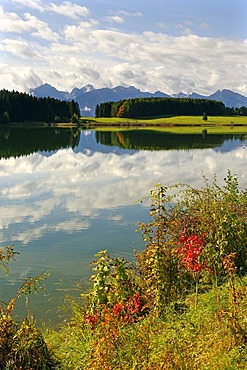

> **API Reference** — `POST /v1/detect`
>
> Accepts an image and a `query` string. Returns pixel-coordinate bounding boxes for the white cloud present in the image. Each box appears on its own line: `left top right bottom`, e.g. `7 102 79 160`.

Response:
0 7 58 41
11 0 90 20
0 39 37 58
0 6 30 33
117 10 143 17
46 1 90 19
0 64 43 91
63 21 96 43
11 0 45 12
106 16 124 24
24 13 59 41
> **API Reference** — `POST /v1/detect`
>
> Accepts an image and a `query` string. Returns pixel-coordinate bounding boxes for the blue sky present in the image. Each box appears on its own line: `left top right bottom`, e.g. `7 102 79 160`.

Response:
0 0 247 95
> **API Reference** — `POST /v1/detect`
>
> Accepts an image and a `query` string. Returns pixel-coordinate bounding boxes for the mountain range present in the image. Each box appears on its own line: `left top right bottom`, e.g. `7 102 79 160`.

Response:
29 83 247 117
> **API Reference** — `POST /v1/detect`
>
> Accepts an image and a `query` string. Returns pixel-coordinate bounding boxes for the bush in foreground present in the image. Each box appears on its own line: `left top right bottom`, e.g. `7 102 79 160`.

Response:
0 246 58 369
46 172 246 369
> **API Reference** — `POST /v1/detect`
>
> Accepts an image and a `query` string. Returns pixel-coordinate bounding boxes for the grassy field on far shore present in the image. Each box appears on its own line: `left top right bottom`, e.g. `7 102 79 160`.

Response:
82 115 247 126
79 115 247 133
4 115 247 134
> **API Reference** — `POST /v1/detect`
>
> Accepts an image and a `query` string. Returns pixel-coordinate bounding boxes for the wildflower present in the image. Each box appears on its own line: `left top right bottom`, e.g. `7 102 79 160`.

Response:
176 230 207 273
112 302 125 316
127 292 142 315
85 312 99 328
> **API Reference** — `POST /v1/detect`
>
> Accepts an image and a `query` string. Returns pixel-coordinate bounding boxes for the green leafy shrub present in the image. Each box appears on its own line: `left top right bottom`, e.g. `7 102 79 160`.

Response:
84 250 143 312
136 171 247 313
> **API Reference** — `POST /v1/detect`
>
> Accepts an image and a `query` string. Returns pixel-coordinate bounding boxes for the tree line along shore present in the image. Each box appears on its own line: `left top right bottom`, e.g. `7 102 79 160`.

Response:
1 89 247 127
95 96 247 118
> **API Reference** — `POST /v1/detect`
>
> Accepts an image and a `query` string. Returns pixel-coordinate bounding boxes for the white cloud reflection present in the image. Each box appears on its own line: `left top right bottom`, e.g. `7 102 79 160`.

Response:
0 136 247 246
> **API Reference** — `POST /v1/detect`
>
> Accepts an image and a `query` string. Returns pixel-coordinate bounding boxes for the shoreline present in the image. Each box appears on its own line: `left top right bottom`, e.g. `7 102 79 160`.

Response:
2 115 247 129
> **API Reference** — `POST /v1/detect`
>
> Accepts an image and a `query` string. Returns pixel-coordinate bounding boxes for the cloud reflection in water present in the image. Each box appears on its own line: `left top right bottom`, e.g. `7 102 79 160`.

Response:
0 130 247 324
0 134 247 245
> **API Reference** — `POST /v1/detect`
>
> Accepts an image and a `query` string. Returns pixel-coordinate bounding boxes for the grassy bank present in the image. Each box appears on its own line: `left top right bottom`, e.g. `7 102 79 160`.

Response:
45 277 247 369
3 115 247 130
83 115 247 127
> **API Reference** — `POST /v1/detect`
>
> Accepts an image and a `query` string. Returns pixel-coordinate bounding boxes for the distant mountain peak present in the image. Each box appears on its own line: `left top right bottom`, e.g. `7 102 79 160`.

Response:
29 83 247 116
42 83 52 87
112 85 141 92
29 83 67 99
82 84 95 93
208 89 247 108
172 92 188 98
71 84 95 98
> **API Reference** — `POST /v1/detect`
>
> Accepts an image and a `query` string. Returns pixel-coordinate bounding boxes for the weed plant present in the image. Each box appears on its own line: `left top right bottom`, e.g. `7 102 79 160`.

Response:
0 246 58 369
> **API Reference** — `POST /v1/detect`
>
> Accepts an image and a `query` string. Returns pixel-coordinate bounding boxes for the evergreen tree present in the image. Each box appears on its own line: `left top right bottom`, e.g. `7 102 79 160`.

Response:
95 104 100 118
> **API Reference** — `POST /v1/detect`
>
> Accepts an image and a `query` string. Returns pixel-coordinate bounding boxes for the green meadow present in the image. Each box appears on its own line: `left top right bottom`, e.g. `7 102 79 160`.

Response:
81 115 247 133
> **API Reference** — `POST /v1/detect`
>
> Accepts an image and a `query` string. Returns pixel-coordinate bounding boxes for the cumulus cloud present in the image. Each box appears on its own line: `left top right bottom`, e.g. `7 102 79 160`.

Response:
105 15 124 24
46 1 89 19
24 13 59 41
63 21 96 43
0 6 30 33
0 7 58 41
0 39 37 58
0 64 43 91
11 0 90 19
11 0 44 11
2 26 247 94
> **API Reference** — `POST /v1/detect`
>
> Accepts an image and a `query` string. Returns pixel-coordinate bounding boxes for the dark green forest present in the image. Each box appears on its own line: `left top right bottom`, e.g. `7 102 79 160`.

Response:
96 97 229 118
0 89 80 123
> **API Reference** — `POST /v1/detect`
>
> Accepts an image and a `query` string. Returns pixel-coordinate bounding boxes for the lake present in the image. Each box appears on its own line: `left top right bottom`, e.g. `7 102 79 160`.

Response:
0 126 247 326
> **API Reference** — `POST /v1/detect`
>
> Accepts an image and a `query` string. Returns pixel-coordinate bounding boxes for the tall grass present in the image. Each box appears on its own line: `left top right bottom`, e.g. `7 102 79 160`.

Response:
45 276 246 369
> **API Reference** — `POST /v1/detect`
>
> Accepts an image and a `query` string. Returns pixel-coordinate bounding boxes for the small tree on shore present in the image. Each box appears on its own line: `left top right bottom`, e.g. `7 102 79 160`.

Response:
202 112 208 121
95 104 100 118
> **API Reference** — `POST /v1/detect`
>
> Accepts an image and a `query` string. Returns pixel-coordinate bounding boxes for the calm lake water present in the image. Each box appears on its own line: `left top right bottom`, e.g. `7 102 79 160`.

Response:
0 127 247 326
